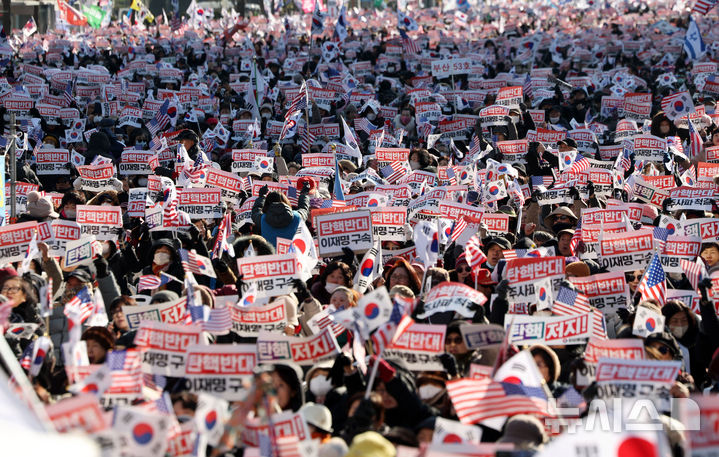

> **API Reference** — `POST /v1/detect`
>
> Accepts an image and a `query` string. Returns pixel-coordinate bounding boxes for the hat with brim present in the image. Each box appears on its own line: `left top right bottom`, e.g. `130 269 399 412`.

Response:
543 206 578 228
485 236 511 251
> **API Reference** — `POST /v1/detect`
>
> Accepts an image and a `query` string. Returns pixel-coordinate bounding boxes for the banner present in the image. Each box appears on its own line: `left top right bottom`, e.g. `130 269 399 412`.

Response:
122 296 192 329
38 219 80 257
0 221 37 263
502 256 565 303
77 163 116 192
574 338 645 387
370 207 407 241
230 301 287 336
63 236 99 269
231 149 267 173
418 282 488 319
134 322 205 376
597 229 654 272
35 149 70 175
177 188 223 219
594 358 680 411
505 313 593 345
183 344 256 401
256 328 340 366
659 235 701 273
459 324 505 349
569 271 630 315
383 323 446 371
76 205 123 241
315 210 373 257
236 254 298 297
119 150 155 175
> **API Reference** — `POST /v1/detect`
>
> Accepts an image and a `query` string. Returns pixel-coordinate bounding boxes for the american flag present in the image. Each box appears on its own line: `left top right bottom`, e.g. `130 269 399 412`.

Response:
63 79 74 106
202 307 232 334
179 249 217 278
552 287 592 315
692 0 717 14
63 287 94 323
286 82 308 120
523 73 533 101
147 99 171 136
399 28 420 55
469 134 481 158
212 212 235 259
313 310 345 337
276 436 303 457
569 218 582 256
637 253 666 305
354 118 377 135
566 155 590 174
503 248 551 260
653 226 670 252
531 176 554 189
370 301 414 355
446 378 550 424
380 161 410 183
465 234 487 269
320 199 347 208
688 120 704 160
300 124 316 153
286 186 299 207
449 217 469 244
137 272 177 292
185 151 208 183
680 257 707 290
618 145 632 171
170 12 182 31
160 177 179 227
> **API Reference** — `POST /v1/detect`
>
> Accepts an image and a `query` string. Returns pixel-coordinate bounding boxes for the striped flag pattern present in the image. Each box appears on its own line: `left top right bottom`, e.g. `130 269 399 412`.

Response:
551 287 591 315
637 253 667 305
314 311 346 337
63 287 94 323
692 0 718 14
179 249 217 278
63 79 74 106
569 218 582 256
447 378 551 424
399 28 420 54
300 124 316 153
354 118 377 135
566 155 590 174
465 235 487 269
147 99 171 136
688 120 704 160
449 217 469 244
202 307 232 334
286 83 308 120
381 161 411 184
680 257 706 290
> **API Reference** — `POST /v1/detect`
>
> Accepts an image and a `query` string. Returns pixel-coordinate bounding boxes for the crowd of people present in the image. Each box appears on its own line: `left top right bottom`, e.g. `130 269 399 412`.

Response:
2 0 719 456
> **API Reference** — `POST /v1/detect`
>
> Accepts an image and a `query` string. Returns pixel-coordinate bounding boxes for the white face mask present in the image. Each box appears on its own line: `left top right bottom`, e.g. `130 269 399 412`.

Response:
64 209 76 218
102 243 111 256
367 112 377 121
154 252 171 266
410 160 420 170
309 375 333 397
550 116 561 124
418 384 443 400
325 282 341 294
510 116 520 124
671 325 688 339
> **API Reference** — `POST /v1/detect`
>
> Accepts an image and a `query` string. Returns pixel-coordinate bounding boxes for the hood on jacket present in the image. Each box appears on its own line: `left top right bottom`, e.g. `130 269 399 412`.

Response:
264 202 295 228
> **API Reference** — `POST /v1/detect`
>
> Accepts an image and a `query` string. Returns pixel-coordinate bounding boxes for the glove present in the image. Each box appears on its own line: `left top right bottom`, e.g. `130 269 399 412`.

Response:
341 247 358 271
471 303 486 323
93 256 109 278
699 277 712 302
292 278 311 303
586 180 595 196
259 185 270 197
235 274 247 294
495 279 510 300
369 356 396 383
439 353 459 377
187 223 200 244
212 258 229 274
661 197 673 212
301 181 312 194
568 187 580 200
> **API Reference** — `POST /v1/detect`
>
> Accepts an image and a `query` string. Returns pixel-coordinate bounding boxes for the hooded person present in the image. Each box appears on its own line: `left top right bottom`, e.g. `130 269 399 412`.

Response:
661 299 719 387
543 206 578 234
497 414 548 451
530 344 567 397
251 183 312 248
139 238 184 295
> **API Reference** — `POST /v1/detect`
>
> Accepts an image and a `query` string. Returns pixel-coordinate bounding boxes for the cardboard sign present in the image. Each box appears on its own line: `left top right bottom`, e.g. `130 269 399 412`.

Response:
479 105 510 126
575 338 646 387
315 210 373 257
119 150 155 175
205 167 245 202
503 256 565 304
134 321 205 377
256 328 340 366
570 271 631 315
633 135 667 162
76 205 122 241
370 207 408 241
177 188 223 219
41 219 81 257
77 163 116 192
419 282 488 319
505 313 593 345
35 149 70 175
127 187 148 217
183 344 256 401
230 301 287 336
659 235 701 273
45 394 108 434
459 324 505 349
122 296 193 329
431 58 473 78
383 323 446 371
597 229 654 272
236 254 298 297
231 149 268 173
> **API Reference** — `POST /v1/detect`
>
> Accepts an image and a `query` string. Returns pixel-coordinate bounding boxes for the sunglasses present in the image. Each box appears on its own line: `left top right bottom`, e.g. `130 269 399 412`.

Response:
655 345 671 355
446 337 463 345
625 274 642 281
458 266 472 273
555 215 572 222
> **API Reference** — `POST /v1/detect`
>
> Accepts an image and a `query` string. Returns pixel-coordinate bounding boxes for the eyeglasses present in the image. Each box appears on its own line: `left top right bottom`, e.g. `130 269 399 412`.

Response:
1 286 21 293
555 215 572 222
446 336 463 345
625 274 642 281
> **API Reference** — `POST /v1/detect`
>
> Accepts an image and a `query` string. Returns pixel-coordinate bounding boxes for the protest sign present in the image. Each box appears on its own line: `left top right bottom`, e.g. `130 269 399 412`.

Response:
134 321 205 377
230 301 287 336
383 323 446 371
77 163 116 192
35 148 70 175
370 207 408 241
597 229 654 272
570 271 630 315
418 282 488 319
122 296 193 329
256 328 340 366
177 188 223 219
505 313 593 345
574 338 646 388
63 236 100 269
595 358 680 411
76 205 122 241
459 324 505 349
502 256 565 303
236 254 298 297
118 150 155 175
183 344 256 401
315 209 373 257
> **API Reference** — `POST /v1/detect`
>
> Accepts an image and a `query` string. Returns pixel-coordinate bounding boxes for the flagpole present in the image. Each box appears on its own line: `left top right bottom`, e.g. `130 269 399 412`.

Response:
364 356 381 399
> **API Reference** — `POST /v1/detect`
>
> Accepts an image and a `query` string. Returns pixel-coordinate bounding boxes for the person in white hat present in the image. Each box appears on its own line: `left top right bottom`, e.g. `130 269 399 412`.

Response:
300 402 333 444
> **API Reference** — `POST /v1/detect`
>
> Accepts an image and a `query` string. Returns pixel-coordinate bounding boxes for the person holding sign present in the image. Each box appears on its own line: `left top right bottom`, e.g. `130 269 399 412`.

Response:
251 183 311 248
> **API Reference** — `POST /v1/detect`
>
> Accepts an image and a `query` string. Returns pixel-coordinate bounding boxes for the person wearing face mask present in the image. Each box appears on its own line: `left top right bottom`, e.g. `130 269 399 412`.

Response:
306 361 335 405
662 299 719 388
393 107 417 144
58 190 86 221
310 261 353 305
139 239 184 296
650 112 677 139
